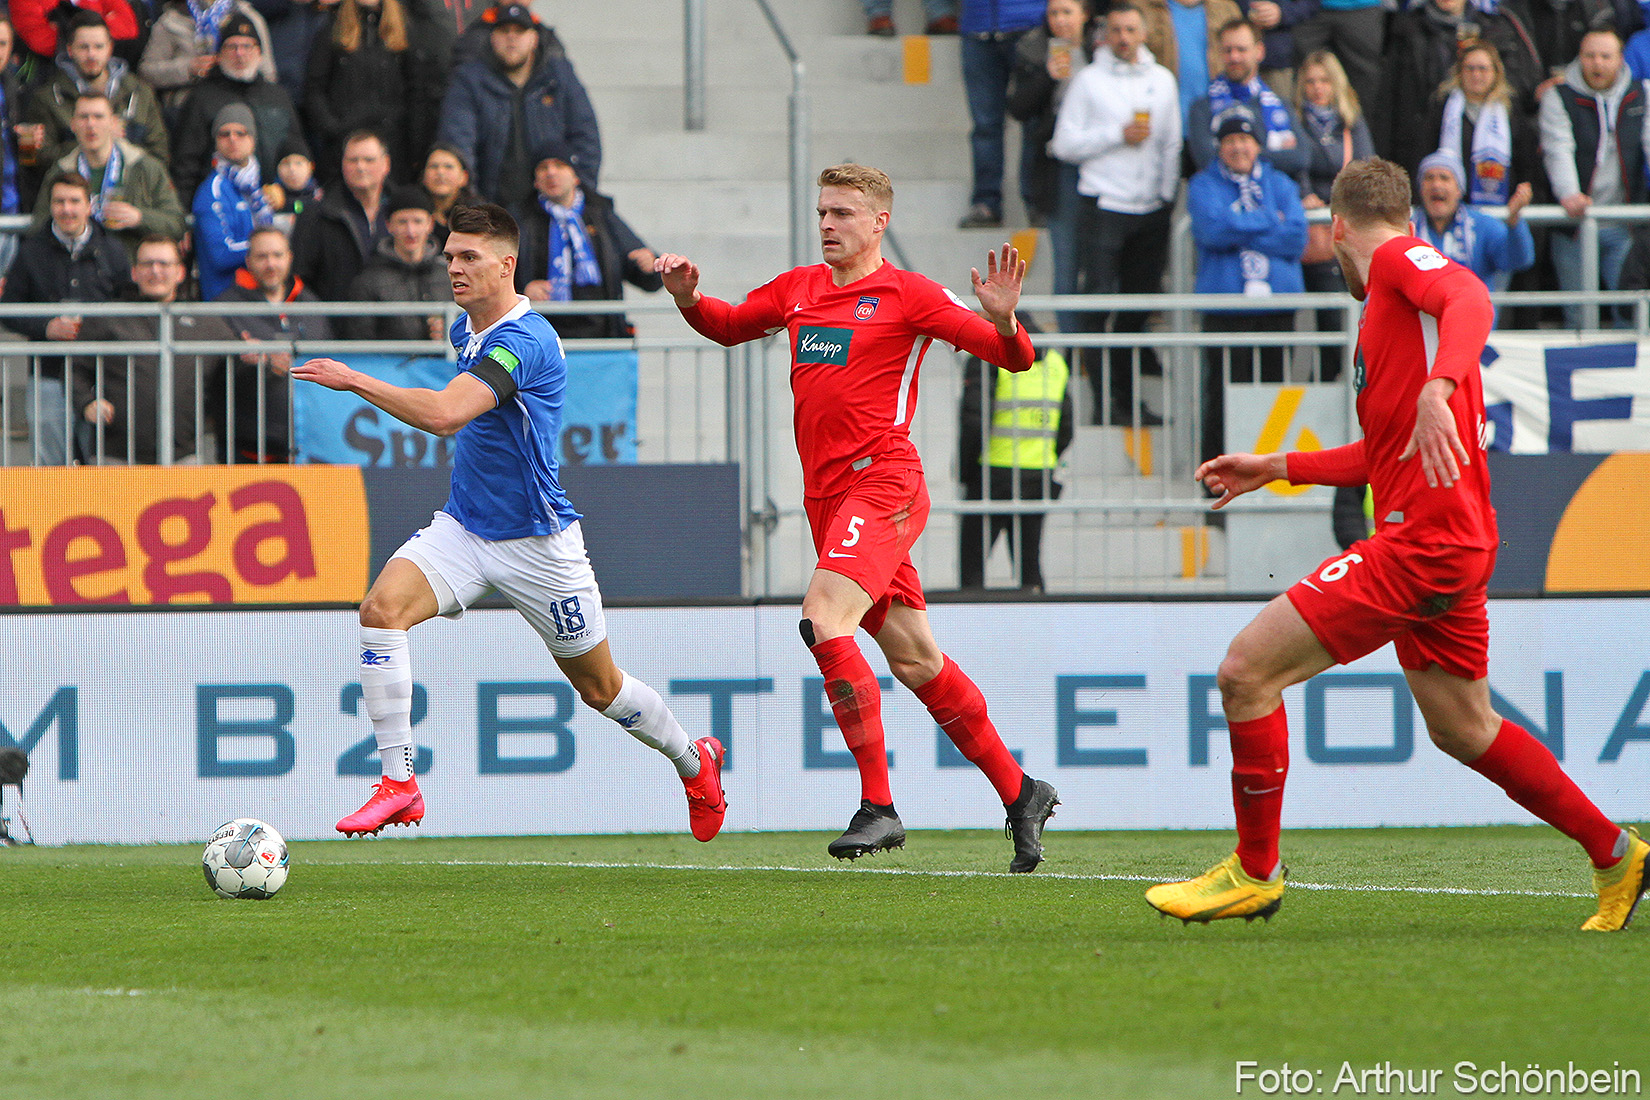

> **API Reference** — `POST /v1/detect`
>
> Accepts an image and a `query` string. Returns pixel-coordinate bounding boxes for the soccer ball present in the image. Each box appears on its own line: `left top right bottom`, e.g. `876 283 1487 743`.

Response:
202 818 289 899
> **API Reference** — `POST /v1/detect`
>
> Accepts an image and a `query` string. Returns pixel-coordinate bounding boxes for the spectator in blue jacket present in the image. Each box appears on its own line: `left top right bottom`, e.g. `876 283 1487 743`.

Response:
1188 112 1305 461
192 102 278 301
956 0 1047 228
436 1 600 211
1412 150 1534 307
1629 0 1650 80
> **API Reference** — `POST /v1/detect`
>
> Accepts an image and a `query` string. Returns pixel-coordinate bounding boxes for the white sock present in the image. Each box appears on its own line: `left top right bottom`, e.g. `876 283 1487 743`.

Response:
360 626 414 783
601 671 698 777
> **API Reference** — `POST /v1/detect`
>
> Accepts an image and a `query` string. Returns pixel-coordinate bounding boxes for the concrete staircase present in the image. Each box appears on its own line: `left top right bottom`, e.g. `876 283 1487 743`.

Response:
554 0 1045 312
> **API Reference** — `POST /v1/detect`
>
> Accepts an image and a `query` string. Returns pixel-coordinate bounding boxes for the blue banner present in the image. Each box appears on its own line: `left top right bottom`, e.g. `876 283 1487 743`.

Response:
292 350 638 466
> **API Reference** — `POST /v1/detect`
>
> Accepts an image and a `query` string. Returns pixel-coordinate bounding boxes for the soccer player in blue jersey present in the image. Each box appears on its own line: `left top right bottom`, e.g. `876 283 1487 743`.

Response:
292 203 728 840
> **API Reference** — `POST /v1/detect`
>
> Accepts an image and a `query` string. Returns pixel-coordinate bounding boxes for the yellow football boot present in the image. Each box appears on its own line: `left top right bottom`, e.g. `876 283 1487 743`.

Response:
1146 853 1285 924
1582 827 1650 931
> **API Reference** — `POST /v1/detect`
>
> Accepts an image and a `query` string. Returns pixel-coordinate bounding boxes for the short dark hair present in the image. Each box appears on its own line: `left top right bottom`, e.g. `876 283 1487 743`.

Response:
1106 2 1144 20
342 129 388 156
1580 26 1624 49
67 10 110 39
50 171 93 199
1216 16 1259 41
135 234 183 261
447 202 519 255
73 90 114 111
1330 158 1413 230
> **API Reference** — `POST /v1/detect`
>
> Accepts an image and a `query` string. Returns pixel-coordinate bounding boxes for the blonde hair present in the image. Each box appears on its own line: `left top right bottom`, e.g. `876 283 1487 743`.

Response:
1330 158 1413 230
817 164 894 212
1436 40 1511 109
333 0 408 53
1294 49 1363 127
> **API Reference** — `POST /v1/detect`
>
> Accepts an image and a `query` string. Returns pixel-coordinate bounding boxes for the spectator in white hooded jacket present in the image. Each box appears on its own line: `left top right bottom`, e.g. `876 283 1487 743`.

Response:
1049 0 1180 425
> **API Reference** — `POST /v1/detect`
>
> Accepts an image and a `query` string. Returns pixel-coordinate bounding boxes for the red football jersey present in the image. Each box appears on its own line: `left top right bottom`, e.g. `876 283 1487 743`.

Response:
681 261 1034 497
1292 235 1498 551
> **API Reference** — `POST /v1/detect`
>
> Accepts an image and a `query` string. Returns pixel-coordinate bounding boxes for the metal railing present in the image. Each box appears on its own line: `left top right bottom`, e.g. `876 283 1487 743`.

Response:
683 1 811 267
1170 204 1650 331
5 290 1646 597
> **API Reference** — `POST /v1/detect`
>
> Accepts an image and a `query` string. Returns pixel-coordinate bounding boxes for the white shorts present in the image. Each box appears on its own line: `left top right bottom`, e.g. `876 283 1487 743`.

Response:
391 511 608 658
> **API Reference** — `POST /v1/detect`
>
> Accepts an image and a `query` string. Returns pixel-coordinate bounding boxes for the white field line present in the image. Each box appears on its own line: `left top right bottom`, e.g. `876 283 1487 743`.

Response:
376 859 1593 899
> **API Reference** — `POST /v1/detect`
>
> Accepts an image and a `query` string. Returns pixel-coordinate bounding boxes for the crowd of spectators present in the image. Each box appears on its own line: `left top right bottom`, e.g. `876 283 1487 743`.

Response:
3 0 1649 467
984 0 1649 443
0 0 660 464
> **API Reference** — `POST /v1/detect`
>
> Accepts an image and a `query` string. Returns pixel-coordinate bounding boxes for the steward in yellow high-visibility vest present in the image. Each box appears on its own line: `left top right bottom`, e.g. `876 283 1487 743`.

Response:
958 316 1074 592
985 348 1069 471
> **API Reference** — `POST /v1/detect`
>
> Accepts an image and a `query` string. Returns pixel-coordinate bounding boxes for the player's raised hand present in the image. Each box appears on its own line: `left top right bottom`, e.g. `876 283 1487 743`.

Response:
1399 378 1469 488
654 253 702 307
1195 452 1287 509
971 243 1026 326
291 358 357 392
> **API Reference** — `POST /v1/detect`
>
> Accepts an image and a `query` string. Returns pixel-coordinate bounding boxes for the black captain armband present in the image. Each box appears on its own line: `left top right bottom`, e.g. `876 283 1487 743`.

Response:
467 345 521 404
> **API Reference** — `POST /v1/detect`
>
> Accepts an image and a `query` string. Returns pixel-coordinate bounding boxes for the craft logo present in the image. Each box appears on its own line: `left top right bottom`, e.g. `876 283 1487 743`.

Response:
796 326 853 367
855 296 880 320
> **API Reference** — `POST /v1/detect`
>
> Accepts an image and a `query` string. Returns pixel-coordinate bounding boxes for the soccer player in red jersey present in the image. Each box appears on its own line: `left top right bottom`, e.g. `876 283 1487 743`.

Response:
1146 158 1648 930
655 163 1061 871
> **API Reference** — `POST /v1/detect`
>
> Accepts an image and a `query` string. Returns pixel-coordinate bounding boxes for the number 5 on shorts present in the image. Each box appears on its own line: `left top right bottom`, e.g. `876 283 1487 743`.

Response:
1318 552 1364 583
841 516 865 549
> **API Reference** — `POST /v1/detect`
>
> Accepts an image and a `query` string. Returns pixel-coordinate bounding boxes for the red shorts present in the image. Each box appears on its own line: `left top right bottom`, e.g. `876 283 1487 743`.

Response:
1286 535 1497 680
804 463 930 636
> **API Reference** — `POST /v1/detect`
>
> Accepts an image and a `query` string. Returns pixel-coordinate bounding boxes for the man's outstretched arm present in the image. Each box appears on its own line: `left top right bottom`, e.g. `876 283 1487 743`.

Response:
292 358 498 437
1195 451 1288 510
1286 440 1369 487
656 252 781 347
1195 440 1369 510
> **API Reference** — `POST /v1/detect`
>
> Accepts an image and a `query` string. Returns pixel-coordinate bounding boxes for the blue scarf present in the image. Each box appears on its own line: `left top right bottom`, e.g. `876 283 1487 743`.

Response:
1416 204 1477 268
1219 160 1272 295
1438 91 1513 205
540 191 600 301
79 143 124 219
190 0 237 50
1208 76 1295 153
1303 100 1338 131
216 154 274 228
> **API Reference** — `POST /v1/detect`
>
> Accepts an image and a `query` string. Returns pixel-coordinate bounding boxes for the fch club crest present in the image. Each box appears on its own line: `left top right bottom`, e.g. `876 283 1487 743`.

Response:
855 296 880 320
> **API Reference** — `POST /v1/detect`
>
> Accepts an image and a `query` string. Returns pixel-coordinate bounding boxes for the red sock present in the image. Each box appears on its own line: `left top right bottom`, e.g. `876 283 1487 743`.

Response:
1468 720 1622 868
914 655 1024 804
810 635 891 805
1230 704 1289 881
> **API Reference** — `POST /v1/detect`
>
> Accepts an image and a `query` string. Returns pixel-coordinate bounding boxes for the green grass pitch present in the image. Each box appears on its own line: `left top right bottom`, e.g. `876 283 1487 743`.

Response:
0 826 1642 1100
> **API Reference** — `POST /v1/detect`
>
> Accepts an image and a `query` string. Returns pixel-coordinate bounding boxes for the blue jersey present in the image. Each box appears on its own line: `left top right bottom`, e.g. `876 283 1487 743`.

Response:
442 297 582 539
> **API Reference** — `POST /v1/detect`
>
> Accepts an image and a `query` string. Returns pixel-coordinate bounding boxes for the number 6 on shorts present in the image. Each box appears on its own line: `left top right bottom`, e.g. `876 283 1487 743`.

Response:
1318 552 1364 583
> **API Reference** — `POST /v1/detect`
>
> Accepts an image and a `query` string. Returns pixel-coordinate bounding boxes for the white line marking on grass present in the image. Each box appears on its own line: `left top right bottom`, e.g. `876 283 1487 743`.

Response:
390 859 1592 899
